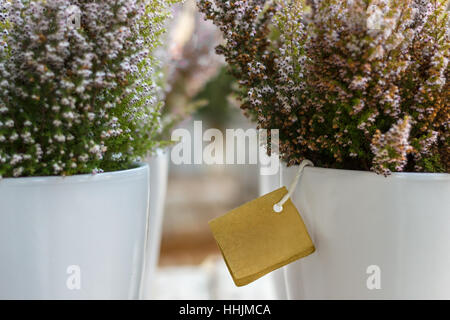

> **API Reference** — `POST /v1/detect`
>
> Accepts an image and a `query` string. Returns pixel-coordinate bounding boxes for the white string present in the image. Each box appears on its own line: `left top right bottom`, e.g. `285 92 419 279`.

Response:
273 159 314 213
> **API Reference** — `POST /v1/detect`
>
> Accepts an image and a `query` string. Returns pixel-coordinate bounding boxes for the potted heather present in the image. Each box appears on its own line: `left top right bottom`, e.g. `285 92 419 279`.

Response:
0 0 174 299
199 0 450 299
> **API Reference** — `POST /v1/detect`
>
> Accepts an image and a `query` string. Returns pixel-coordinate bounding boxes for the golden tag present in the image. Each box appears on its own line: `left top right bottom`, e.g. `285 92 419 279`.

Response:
209 187 315 286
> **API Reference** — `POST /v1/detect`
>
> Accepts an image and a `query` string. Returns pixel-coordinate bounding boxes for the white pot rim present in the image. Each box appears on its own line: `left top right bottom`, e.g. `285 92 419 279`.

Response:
0 162 148 186
150 147 170 157
288 165 449 181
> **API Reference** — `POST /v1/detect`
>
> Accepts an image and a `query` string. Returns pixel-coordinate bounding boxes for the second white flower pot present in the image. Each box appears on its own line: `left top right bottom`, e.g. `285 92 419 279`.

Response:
0 164 150 299
281 165 450 299
141 149 170 299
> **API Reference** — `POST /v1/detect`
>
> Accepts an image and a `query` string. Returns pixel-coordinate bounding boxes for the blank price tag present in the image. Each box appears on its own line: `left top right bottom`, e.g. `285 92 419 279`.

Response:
209 187 315 286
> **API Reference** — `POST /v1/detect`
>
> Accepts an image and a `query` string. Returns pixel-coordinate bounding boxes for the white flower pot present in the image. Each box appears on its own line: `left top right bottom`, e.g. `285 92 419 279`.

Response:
0 164 150 299
141 149 169 299
281 165 450 299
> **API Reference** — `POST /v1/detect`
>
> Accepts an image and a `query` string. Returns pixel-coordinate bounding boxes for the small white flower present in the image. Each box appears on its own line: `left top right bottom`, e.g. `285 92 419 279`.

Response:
5 119 14 127
54 134 66 143
9 132 19 141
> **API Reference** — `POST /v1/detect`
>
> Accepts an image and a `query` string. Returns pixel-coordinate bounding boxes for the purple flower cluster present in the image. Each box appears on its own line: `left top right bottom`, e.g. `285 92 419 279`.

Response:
199 0 449 174
159 0 224 136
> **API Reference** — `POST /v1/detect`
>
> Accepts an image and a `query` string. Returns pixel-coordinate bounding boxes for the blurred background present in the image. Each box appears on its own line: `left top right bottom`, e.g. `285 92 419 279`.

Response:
150 0 279 299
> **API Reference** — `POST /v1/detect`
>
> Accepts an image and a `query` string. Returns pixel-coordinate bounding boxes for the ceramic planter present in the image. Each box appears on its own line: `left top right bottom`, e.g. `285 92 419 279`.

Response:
281 165 450 299
0 164 150 299
141 149 170 299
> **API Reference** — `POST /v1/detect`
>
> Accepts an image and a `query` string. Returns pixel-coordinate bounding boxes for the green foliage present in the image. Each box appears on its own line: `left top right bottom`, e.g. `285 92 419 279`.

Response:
194 67 236 129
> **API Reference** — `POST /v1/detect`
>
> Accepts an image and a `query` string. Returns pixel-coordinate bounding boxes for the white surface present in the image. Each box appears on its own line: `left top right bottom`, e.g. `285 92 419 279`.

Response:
153 257 277 300
154 266 212 300
281 165 450 299
0 164 150 299
142 149 170 299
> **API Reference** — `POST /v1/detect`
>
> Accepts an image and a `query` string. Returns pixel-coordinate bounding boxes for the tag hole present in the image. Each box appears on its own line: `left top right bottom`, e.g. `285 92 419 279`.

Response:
273 204 283 213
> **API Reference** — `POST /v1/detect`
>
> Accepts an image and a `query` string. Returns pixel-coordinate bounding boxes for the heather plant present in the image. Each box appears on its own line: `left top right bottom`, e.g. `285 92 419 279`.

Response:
0 0 175 178
198 0 449 174
159 0 224 140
